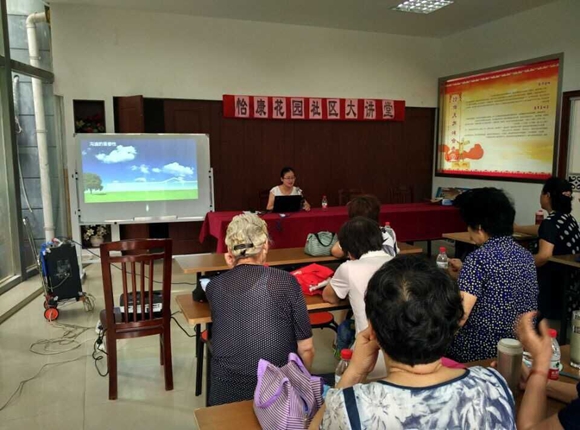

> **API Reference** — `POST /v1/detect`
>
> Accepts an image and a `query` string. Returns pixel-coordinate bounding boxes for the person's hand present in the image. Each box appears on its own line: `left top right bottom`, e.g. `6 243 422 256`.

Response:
303 202 311 212
448 258 462 279
517 311 552 369
348 327 380 379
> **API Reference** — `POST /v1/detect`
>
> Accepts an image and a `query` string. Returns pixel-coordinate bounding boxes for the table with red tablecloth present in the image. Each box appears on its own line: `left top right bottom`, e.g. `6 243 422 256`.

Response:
199 203 465 253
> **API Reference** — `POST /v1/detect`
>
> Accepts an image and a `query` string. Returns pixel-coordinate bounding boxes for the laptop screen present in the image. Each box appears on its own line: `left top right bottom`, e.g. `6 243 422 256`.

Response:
272 195 302 213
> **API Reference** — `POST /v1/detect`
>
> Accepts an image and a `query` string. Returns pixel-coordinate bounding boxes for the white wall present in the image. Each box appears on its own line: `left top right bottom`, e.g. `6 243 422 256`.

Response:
50 3 442 247
51 4 442 139
51 1 580 225
434 0 580 224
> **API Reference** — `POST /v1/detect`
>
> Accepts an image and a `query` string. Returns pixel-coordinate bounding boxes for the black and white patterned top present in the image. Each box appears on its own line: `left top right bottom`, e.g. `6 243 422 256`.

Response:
206 264 312 406
320 366 515 429
446 236 538 362
538 211 580 319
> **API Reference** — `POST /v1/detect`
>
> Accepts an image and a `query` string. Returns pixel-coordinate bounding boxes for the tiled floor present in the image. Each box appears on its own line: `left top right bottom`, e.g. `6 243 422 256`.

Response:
0 260 339 430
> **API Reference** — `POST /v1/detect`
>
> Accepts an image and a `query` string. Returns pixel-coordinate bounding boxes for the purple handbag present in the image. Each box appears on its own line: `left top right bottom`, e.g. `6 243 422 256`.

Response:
254 353 323 429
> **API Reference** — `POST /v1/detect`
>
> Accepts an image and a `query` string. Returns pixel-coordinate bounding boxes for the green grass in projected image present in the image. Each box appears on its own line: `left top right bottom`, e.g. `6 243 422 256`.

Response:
84 189 198 203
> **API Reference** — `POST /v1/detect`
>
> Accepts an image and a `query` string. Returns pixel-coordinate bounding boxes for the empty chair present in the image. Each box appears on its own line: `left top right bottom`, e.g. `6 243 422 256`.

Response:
258 189 270 210
388 185 414 203
338 188 364 206
99 238 174 400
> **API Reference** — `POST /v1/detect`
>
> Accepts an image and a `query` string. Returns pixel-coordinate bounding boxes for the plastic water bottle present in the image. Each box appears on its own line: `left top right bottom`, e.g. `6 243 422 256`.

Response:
335 349 352 386
384 222 395 240
383 222 399 256
321 195 328 210
436 247 449 270
548 329 561 380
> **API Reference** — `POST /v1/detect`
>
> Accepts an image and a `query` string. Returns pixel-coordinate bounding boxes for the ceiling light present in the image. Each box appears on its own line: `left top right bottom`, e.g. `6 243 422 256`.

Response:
392 0 454 14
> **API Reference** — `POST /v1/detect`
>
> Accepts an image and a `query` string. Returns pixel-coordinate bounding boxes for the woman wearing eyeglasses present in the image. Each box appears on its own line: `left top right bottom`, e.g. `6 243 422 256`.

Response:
266 166 311 211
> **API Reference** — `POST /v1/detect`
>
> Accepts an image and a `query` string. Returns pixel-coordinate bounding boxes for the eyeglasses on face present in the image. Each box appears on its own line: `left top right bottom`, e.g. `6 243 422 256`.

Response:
283 176 296 180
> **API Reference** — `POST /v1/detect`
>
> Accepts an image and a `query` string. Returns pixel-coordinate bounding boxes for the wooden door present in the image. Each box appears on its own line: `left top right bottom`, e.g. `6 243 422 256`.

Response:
115 95 144 133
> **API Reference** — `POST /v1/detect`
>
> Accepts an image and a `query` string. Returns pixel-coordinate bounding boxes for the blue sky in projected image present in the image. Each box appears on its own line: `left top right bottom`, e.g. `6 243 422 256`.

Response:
81 138 198 188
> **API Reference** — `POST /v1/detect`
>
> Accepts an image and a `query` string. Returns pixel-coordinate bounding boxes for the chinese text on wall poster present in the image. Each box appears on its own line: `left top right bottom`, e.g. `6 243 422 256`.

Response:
438 58 560 181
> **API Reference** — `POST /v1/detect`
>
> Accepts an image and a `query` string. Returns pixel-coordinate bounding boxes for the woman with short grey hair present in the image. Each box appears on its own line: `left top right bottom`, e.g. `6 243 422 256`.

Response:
206 213 315 405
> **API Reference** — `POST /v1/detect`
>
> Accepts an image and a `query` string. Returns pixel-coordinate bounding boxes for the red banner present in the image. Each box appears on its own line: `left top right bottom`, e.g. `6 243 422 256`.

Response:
223 95 405 121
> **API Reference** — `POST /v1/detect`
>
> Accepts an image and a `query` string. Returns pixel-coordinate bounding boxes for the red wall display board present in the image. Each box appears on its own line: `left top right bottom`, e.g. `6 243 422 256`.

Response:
223 94 405 122
436 56 561 182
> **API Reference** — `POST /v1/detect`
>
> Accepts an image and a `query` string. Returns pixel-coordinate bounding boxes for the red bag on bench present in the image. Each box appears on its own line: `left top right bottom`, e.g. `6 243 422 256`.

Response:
290 264 334 296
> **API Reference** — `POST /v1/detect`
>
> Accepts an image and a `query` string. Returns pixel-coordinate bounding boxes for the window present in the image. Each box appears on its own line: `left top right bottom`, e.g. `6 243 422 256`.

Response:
0 76 16 284
0 0 59 293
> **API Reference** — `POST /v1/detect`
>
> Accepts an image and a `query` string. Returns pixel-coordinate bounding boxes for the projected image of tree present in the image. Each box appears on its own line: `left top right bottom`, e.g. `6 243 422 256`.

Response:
81 139 199 203
84 173 103 194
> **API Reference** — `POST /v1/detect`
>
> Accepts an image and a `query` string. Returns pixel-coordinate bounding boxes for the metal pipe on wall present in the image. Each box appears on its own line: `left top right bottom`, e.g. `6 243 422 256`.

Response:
26 11 54 241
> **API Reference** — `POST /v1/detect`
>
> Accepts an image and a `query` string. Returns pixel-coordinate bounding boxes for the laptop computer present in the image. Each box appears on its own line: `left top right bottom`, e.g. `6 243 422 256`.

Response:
272 195 303 213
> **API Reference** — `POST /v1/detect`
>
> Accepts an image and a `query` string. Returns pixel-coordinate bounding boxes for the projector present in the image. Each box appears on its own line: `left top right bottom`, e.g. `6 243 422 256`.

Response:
119 291 163 315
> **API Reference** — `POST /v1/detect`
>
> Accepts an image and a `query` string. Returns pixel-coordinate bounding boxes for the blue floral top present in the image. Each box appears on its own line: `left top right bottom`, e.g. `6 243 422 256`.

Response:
447 236 538 362
320 367 515 429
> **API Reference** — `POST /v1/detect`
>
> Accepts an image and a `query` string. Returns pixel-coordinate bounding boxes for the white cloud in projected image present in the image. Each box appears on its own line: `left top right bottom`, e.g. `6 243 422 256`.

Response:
135 177 147 182
131 164 150 174
95 145 136 163
152 168 161 173
162 162 194 177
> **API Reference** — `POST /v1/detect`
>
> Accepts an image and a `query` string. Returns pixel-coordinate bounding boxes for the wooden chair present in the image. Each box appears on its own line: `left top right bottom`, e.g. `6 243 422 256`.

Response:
258 189 270 210
99 239 174 400
388 185 414 203
338 188 365 206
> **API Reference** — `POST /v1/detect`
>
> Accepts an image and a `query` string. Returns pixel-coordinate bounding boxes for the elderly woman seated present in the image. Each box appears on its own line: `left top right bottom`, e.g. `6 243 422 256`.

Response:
310 255 516 429
205 214 314 406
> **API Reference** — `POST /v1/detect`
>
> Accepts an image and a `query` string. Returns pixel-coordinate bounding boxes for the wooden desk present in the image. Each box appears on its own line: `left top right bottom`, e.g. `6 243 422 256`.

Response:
193 346 579 430
175 292 350 398
195 400 258 430
175 243 422 275
443 230 537 260
442 231 537 245
549 254 580 269
175 294 351 326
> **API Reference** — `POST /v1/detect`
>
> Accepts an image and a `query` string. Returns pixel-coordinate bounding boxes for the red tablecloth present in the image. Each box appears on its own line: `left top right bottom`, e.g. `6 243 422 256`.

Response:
199 203 465 253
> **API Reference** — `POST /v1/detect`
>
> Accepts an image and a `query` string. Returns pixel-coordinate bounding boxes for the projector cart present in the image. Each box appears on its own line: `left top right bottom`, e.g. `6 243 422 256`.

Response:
24 218 94 321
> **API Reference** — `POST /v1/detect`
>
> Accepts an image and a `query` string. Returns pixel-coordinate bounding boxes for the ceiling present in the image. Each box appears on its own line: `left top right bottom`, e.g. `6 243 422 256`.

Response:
48 0 559 38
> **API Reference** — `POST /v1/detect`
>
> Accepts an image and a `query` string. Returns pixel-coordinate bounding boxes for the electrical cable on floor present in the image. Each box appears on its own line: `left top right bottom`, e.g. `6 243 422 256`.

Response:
171 312 197 339
29 322 93 356
0 355 88 412
92 329 109 378
81 292 96 312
